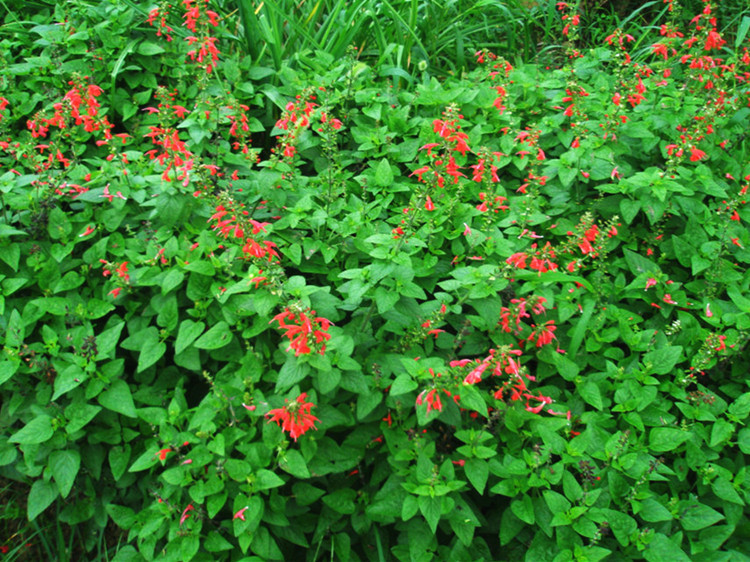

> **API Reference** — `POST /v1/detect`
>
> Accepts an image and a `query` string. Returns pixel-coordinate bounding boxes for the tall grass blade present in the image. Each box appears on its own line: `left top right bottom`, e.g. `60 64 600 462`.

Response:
736 16 750 49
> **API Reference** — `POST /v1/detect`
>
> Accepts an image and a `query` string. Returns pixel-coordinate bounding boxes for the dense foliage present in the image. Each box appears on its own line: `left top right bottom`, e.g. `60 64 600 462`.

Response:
1 0 750 560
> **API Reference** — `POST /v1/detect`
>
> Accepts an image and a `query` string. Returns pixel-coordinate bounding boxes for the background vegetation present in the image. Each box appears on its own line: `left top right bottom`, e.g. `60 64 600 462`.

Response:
1 0 750 560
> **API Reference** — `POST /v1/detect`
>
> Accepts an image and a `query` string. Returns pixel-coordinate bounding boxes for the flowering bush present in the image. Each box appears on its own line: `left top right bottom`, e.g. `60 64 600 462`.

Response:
1 0 749 560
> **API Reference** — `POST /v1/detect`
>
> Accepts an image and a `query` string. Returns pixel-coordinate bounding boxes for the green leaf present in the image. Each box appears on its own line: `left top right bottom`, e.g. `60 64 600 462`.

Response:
27 479 58 521
0 360 19 386
620 199 641 224
106 504 136 530
711 477 743 505
680 502 724 531
6 309 24 347
175 320 205 354
52 364 85 401
280 449 310 479
728 393 750 419
49 450 80 498
464 458 488 493
623 248 659 277
184 261 216 275
357 391 381 420
162 269 185 295
510 495 535 525
0 243 20 270
419 495 441 534
96 321 124 359
738 428 750 454
579 381 603 410
323 489 356 514
649 427 690 452
109 445 132 481
374 159 394 187
128 449 159 472
255 469 285 490
390 374 418 396
276 356 310 391
543 490 571 514
637 498 673 522
137 41 165 55
562 471 583 502
458 384 487 417
643 346 683 375
65 403 101 434
205 531 233 553
735 15 750 49
643 533 691 562
709 419 733 448
193 321 232 349
98 380 137 418
375 286 400 314
9 416 54 444
727 284 750 313
138 339 166 373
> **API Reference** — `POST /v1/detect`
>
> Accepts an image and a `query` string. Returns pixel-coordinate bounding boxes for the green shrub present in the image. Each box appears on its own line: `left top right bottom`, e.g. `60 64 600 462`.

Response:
1 1 749 560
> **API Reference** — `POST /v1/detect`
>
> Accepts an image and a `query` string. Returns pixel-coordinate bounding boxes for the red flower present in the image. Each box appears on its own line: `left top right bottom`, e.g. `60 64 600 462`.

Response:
704 30 726 51
410 166 430 182
179 504 194 526
157 448 171 460
416 388 443 414
234 507 248 521
528 320 557 347
689 146 707 161
116 262 130 282
266 393 319 441
425 195 435 211
270 307 332 356
506 252 528 269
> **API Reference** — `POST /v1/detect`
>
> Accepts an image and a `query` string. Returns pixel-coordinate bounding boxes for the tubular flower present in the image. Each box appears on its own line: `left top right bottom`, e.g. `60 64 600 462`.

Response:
266 393 319 441
271 307 332 356
416 388 444 414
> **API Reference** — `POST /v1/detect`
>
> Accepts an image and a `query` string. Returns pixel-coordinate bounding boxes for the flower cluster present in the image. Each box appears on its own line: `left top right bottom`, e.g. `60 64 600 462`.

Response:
266 393 319 441
208 202 279 262
451 346 551 413
499 296 548 335
506 241 559 274
270 306 332 356
272 92 318 164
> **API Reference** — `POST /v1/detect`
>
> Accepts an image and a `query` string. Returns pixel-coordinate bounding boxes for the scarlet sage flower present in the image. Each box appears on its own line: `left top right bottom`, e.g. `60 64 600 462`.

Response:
704 30 726 51
79 225 95 237
116 262 130 282
266 393 319 441
528 320 557 347
416 388 443 414
157 448 171 460
689 147 707 161
425 196 435 211
506 252 528 269
180 504 194 526
271 307 332 356
234 507 248 521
